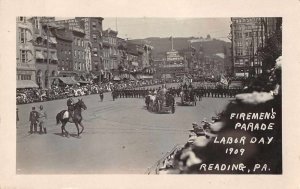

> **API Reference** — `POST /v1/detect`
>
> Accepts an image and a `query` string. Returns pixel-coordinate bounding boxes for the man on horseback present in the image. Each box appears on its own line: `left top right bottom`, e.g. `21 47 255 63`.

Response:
67 97 74 121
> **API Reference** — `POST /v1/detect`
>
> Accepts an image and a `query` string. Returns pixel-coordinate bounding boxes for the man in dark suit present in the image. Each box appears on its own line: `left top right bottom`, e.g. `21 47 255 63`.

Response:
29 107 38 134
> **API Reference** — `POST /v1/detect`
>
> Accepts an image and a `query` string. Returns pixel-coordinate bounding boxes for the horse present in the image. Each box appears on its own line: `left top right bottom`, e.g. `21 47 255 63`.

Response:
149 95 157 111
56 98 87 137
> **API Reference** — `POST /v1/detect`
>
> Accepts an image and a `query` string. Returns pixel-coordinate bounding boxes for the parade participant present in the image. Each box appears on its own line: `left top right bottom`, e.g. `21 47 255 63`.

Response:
38 105 47 134
99 88 104 102
67 97 74 120
183 82 188 90
29 107 38 134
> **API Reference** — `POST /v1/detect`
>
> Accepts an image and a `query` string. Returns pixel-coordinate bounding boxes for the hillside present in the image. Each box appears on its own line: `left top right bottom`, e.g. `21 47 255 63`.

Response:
131 37 231 59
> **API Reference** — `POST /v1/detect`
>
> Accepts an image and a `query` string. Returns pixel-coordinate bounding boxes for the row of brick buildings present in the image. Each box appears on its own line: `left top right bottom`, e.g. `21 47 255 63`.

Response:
16 17 154 89
230 17 282 77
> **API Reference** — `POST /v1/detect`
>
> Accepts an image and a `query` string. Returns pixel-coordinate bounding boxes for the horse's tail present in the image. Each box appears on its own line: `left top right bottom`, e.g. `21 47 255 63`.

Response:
56 112 61 125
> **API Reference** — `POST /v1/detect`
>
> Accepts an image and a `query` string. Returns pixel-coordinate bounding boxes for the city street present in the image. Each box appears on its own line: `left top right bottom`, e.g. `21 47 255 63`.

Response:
16 91 231 174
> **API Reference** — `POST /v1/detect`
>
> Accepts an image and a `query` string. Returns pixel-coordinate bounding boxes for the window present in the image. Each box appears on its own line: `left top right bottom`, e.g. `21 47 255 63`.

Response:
74 50 77 58
20 28 26 44
93 48 98 56
81 40 84 47
74 62 77 70
74 38 77 46
19 17 26 22
18 74 31 80
77 39 80 46
92 34 97 41
92 22 96 30
20 50 27 63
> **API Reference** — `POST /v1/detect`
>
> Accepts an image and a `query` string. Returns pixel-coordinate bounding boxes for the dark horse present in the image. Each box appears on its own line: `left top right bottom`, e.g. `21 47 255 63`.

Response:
56 99 87 137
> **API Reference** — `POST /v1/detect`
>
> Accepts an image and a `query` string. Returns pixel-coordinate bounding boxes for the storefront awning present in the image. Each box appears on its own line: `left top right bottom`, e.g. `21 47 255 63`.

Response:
17 80 39 89
119 75 128 80
58 77 79 85
49 37 57 44
129 74 136 81
35 51 44 59
78 80 90 84
131 62 139 67
136 75 153 80
51 53 58 60
113 76 121 81
161 74 172 79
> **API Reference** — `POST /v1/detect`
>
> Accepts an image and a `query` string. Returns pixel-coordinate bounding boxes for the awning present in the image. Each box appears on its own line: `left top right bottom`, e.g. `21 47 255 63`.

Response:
51 53 58 61
161 74 172 79
129 74 136 80
131 62 139 67
17 80 39 89
49 37 57 44
78 80 90 84
35 51 44 59
58 77 79 85
119 75 128 80
113 76 121 81
136 75 153 79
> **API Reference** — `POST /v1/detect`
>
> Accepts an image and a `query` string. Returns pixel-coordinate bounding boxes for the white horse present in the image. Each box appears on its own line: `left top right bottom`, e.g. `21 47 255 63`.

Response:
149 95 157 111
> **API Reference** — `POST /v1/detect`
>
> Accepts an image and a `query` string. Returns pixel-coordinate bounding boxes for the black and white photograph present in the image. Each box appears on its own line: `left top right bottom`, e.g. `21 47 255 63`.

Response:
2 0 300 188
16 17 282 174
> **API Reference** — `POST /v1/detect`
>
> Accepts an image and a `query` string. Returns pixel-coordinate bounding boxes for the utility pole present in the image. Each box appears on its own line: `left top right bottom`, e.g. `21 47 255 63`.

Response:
46 23 50 89
171 36 174 51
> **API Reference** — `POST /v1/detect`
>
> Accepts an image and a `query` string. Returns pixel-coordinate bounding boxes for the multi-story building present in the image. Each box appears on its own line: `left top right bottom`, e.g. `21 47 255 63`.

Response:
55 17 104 81
31 17 58 88
230 17 280 77
102 28 118 80
16 17 36 87
76 17 104 81
154 49 186 79
55 27 73 72
71 26 86 74
116 37 128 71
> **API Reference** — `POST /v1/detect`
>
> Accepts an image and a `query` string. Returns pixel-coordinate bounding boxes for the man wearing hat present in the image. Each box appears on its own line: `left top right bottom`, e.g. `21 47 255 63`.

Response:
29 107 38 134
38 105 47 134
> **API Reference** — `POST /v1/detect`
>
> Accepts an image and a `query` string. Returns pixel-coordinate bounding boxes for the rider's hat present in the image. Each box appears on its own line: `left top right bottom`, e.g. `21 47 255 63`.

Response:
39 105 43 109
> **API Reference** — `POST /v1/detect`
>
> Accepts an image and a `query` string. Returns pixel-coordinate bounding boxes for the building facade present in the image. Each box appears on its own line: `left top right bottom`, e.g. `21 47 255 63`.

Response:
31 17 58 88
230 17 279 77
55 17 104 81
16 17 36 84
76 17 104 80
102 29 118 80
71 27 86 74
55 27 73 72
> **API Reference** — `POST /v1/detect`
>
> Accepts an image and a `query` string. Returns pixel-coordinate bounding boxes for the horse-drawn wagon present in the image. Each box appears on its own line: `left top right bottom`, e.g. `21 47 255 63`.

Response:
145 91 175 114
153 93 175 114
180 89 196 106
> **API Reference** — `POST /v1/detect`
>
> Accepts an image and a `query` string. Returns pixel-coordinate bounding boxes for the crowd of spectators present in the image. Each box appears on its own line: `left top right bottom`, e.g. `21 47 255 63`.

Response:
16 78 185 105
16 75 249 105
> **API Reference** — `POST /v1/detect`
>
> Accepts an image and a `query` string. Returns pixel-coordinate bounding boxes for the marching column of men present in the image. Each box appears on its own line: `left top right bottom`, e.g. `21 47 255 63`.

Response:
110 86 244 100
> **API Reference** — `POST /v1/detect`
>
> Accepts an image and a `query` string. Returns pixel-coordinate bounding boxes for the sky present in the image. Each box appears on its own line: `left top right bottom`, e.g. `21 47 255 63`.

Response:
56 17 231 41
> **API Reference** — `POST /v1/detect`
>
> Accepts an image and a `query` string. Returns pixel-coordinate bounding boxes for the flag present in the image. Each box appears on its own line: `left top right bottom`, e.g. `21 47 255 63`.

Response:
169 36 173 41
220 75 228 86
